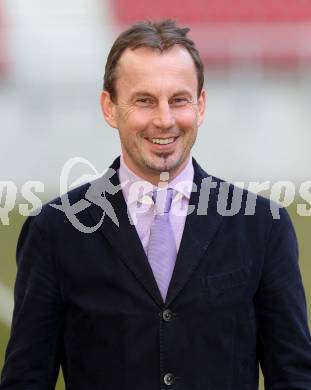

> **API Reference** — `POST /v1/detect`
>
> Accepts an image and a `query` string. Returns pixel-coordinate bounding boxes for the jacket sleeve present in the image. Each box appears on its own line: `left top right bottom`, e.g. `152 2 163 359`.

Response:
0 216 64 389
255 207 311 389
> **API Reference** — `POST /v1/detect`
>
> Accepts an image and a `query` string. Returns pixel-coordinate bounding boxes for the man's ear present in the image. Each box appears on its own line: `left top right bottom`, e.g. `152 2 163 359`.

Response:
100 91 117 128
197 89 207 127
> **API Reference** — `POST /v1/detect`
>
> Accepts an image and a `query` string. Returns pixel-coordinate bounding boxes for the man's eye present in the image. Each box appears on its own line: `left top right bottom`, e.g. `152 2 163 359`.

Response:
135 98 154 106
170 97 191 106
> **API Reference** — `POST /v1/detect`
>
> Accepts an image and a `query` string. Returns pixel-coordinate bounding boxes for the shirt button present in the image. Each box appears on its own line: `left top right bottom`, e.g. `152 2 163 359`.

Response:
162 309 173 322
163 372 175 386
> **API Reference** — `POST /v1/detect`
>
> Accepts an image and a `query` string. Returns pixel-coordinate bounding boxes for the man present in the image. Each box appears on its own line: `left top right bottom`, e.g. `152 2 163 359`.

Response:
1 20 310 390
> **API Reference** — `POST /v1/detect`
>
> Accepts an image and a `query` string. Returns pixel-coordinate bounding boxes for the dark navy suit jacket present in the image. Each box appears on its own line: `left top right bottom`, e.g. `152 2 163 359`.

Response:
1 157 311 389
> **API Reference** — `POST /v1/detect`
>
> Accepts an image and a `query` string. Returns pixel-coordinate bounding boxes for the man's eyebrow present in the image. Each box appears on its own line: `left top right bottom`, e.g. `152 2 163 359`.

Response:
171 90 193 97
130 91 155 98
130 90 193 98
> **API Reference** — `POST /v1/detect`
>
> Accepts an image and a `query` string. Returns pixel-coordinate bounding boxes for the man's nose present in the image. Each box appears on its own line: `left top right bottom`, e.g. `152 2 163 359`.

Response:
152 102 176 129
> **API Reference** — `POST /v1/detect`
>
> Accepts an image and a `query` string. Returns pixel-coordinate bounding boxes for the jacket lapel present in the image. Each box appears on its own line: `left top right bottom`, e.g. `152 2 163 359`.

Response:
165 158 224 307
87 157 164 307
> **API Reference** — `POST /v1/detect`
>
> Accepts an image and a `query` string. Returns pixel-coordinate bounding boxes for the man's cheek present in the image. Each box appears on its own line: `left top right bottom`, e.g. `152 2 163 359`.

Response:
178 110 198 127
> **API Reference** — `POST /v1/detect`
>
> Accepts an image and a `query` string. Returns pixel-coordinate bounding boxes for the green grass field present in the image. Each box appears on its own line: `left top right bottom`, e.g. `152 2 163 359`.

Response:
0 203 310 389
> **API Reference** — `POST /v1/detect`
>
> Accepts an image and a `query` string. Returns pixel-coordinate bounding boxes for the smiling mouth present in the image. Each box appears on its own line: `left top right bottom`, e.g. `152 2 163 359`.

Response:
147 137 178 145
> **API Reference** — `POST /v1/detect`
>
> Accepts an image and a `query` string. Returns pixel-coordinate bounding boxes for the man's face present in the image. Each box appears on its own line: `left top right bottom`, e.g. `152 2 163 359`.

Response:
101 45 206 184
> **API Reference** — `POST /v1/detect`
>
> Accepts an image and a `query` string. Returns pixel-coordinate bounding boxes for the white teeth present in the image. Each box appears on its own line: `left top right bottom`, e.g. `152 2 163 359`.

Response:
151 137 175 145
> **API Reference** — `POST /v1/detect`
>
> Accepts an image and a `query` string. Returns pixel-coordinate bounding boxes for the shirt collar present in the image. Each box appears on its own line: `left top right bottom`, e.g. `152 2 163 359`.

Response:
118 154 194 206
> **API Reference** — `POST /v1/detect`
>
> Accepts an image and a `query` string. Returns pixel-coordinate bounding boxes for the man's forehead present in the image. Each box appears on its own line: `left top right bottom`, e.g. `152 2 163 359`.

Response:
116 45 196 74
114 46 197 90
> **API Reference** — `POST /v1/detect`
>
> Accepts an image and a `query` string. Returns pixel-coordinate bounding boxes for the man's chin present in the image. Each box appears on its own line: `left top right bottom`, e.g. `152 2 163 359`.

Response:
143 157 181 176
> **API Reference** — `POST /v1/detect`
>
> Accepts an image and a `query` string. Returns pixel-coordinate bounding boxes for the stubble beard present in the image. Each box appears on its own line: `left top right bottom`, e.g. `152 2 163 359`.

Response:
142 153 180 176
122 130 197 180
126 144 181 180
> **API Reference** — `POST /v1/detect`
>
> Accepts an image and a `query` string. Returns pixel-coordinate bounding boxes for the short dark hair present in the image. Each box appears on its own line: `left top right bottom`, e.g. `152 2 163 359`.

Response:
103 19 204 102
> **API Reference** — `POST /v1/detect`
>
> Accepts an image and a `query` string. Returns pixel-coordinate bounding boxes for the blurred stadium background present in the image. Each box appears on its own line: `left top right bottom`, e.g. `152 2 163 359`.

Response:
0 1 310 388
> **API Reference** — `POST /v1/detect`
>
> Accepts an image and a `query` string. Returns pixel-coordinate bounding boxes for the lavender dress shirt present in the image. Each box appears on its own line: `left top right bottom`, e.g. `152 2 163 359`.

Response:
117 154 194 256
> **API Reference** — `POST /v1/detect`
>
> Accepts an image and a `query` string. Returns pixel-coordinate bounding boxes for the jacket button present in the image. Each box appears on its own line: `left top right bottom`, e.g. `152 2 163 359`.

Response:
163 372 175 386
162 309 173 322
